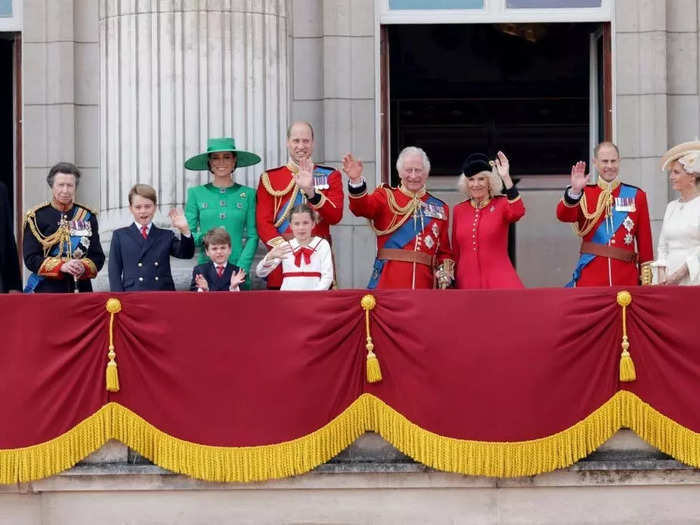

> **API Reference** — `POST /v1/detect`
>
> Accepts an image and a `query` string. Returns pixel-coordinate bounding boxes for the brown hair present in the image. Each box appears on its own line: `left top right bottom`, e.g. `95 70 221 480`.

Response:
289 203 318 224
47 162 81 188
128 184 157 205
203 227 231 249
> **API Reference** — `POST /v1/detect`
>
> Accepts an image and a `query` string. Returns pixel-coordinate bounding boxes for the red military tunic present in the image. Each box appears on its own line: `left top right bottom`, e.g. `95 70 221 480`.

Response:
453 193 525 289
556 178 653 286
256 162 344 288
349 182 453 289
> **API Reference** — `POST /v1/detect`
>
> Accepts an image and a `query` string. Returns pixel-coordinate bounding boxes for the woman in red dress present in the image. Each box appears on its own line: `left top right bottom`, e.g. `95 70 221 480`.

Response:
452 152 526 289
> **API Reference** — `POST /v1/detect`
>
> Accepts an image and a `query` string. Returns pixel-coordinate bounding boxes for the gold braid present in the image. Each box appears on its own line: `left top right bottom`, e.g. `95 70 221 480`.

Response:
25 209 72 258
369 187 423 236
572 187 614 237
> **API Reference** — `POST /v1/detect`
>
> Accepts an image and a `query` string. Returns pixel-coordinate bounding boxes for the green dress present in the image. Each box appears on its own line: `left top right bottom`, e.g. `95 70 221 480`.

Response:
185 183 259 287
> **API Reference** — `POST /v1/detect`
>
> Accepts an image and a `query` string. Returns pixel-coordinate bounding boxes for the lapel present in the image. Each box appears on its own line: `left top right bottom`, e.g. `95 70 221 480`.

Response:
126 223 146 249
140 224 160 258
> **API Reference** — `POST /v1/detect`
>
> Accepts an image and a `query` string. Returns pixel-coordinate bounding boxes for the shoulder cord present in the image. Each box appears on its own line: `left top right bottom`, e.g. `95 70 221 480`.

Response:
573 188 614 237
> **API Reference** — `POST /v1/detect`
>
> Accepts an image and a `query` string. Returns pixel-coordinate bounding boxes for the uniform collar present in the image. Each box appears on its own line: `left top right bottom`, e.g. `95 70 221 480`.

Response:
469 198 491 209
398 184 426 200
597 178 621 192
287 158 314 173
51 199 74 212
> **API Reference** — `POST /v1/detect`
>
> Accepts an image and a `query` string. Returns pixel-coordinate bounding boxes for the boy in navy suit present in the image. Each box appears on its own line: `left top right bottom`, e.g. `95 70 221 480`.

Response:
108 184 195 291
191 228 247 292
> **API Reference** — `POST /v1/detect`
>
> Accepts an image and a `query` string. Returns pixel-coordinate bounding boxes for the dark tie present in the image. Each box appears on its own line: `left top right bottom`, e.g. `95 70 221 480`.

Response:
216 265 224 278
141 225 148 239
294 246 314 267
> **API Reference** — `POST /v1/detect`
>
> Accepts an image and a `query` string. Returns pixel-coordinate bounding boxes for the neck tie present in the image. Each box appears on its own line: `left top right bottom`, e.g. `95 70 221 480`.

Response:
294 246 314 268
140 225 148 239
216 265 224 278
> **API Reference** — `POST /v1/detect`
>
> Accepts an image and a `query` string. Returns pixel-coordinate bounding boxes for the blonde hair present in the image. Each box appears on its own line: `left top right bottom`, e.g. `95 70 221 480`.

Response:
457 167 504 199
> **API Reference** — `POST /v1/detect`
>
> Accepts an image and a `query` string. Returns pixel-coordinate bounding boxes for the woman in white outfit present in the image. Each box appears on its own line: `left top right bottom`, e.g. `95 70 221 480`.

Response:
655 141 700 285
256 203 334 290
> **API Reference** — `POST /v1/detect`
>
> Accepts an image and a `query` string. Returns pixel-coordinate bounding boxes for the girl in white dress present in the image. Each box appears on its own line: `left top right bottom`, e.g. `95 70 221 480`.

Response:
655 142 700 286
255 203 334 290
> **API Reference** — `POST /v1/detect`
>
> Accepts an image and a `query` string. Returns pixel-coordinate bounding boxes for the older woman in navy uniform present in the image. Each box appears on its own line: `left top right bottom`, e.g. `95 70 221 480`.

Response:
108 184 194 291
23 162 105 293
184 137 260 289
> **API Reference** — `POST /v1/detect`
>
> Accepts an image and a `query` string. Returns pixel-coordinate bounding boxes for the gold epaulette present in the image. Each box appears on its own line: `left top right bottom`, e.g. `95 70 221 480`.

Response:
261 170 295 198
23 201 50 228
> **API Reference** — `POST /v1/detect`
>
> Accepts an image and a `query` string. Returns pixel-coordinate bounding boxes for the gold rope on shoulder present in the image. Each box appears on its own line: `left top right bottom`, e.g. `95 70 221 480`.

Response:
261 171 295 198
572 188 613 237
369 187 421 236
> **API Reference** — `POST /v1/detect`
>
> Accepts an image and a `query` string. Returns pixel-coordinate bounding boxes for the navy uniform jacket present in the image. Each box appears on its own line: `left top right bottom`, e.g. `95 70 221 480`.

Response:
23 202 105 293
190 261 241 291
108 224 195 291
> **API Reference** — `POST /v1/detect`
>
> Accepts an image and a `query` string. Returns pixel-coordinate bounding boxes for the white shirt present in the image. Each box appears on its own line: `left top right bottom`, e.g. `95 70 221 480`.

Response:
655 196 700 285
133 222 152 235
256 237 334 291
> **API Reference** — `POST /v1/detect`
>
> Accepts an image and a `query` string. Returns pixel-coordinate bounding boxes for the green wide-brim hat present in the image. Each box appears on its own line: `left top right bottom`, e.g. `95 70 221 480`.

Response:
184 137 261 170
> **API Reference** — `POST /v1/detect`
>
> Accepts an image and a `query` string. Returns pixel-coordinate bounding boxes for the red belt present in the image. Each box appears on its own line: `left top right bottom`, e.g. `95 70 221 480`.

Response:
282 272 322 278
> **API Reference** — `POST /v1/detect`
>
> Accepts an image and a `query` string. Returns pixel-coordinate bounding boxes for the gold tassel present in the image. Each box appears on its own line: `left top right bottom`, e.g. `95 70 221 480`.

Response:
105 298 122 392
361 294 382 383
616 291 636 382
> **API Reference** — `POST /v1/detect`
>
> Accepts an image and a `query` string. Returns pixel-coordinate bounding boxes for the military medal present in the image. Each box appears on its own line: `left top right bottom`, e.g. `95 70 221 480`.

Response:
615 197 636 212
624 233 634 245
424 235 434 249
432 223 439 237
623 216 634 232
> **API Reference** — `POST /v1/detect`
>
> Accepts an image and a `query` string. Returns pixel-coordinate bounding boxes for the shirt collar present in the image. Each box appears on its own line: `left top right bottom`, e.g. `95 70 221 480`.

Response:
134 222 152 233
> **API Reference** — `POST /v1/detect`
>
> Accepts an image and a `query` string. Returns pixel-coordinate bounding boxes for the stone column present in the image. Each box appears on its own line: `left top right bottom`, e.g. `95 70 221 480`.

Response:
98 0 288 231
95 0 288 290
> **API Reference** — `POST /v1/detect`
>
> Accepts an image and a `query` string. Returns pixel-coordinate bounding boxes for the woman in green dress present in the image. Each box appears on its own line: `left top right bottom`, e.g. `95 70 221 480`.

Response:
185 137 260 289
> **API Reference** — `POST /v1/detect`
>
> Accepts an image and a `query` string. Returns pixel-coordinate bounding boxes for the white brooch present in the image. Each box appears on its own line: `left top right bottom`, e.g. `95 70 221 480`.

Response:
623 216 634 232
424 235 434 249
490 205 495 213
624 233 634 245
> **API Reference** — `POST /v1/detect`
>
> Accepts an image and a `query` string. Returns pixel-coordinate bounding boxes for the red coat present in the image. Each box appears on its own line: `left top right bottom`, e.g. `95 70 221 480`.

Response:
256 163 343 288
349 183 453 289
556 180 653 286
453 195 525 289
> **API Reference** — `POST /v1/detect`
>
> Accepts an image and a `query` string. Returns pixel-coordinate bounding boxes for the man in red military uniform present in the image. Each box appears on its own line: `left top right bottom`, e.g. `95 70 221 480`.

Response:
343 147 454 289
557 142 653 287
256 121 344 288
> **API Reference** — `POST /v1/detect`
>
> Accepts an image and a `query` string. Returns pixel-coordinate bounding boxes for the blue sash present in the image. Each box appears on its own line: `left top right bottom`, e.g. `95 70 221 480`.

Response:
24 210 91 293
367 195 442 289
565 185 636 287
275 191 304 235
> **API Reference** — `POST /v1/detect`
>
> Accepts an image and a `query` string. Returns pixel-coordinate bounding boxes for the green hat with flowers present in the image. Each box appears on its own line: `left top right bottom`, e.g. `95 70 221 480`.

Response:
184 137 261 171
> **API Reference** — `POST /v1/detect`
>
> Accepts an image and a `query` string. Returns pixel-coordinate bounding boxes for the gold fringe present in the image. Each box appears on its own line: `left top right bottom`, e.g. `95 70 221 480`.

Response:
5 392 700 484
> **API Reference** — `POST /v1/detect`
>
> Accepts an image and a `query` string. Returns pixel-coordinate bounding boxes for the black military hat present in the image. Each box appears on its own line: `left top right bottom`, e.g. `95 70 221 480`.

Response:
461 153 491 178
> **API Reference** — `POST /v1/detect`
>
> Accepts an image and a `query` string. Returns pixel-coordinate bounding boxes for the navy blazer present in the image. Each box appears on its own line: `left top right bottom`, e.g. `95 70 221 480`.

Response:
108 224 195 291
190 261 241 291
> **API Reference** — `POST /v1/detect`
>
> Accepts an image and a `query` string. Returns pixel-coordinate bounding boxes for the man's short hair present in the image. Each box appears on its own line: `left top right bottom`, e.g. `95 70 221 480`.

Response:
594 141 620 158
286 121 315 139
396 146 431 174
47 162 81 188
203 227 232 249
128 184 157 206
